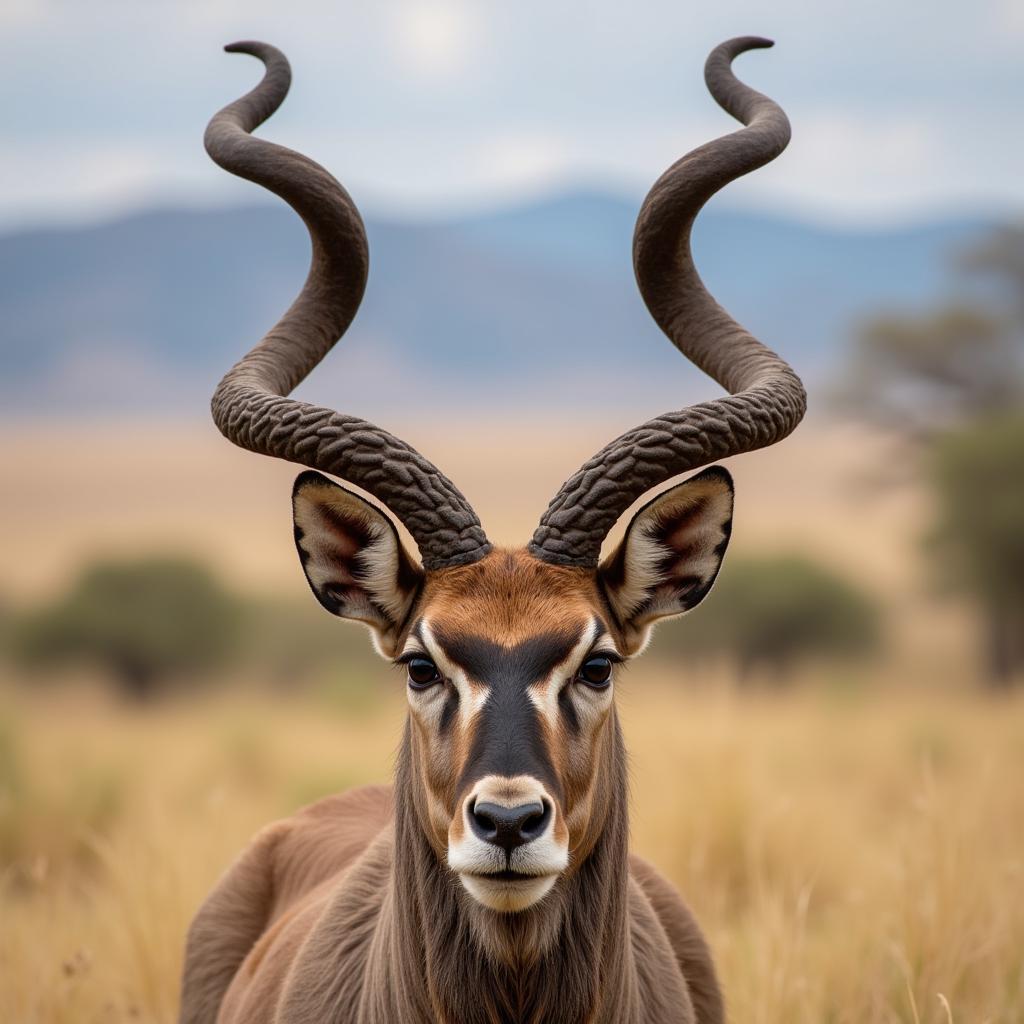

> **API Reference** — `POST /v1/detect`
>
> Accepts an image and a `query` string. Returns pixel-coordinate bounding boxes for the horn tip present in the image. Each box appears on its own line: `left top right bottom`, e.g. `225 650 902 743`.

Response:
725 35 775 54
224 40 272 57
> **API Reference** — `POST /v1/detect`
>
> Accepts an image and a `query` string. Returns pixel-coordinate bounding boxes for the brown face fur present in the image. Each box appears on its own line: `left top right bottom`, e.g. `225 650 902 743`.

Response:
400 549 624 907
292 468 734 913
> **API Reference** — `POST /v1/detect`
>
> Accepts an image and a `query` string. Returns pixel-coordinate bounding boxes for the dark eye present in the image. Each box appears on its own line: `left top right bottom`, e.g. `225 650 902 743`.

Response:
407 657 442 689
577 655 613 688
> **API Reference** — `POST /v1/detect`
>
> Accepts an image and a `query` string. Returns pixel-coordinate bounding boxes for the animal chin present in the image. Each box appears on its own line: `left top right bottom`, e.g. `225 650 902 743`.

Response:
458 871 558 912
446 833 570 912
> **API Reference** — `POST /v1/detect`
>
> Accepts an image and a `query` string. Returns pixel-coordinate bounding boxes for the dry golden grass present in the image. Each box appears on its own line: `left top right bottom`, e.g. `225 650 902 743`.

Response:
2 416 1018 1021
1 674 1022 1024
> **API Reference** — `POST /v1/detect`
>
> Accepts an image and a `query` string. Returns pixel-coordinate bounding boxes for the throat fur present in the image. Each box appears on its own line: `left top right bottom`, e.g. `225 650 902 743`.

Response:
392 729 634 1024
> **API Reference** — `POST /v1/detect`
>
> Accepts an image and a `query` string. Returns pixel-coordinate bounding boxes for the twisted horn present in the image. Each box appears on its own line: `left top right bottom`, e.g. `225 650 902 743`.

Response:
529 36 807 568
206 41 490 570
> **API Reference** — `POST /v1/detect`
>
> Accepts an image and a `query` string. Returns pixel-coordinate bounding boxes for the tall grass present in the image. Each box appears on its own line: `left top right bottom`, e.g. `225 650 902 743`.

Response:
2 672 1022 1023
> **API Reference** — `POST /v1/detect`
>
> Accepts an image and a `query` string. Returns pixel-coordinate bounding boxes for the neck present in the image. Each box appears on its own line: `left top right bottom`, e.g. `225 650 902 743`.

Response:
389 719 635 1024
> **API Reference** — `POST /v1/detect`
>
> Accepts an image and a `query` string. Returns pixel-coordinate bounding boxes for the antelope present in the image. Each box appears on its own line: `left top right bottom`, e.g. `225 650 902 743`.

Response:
180 35 805 1024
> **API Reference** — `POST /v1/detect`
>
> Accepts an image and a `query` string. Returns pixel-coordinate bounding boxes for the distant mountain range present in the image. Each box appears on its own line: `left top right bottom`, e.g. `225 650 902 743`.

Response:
0 190 995 416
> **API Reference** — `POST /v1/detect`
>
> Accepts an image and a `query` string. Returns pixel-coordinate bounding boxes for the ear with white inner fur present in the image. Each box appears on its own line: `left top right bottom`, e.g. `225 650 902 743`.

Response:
292 470 423 658
599 466 734 655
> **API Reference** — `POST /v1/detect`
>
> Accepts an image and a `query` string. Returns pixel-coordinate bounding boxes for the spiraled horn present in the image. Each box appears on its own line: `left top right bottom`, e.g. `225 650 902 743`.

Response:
206 41 490 570
529 36 807 568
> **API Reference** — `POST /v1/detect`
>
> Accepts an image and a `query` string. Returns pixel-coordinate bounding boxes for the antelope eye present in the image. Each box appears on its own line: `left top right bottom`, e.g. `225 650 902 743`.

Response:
407 657 442 689
577 655 613 688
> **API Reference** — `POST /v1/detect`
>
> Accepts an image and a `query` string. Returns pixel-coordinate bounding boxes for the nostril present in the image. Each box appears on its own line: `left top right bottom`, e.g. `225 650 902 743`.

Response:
521 802 551 841
470 801 499 840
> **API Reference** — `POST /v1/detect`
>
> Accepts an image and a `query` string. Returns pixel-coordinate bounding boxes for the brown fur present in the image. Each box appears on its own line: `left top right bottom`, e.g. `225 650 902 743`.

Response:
182 765 722 1023
183 520 731 1023
421 549 606 646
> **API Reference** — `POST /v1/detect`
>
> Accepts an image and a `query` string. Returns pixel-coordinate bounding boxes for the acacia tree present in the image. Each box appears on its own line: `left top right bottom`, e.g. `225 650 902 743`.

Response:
844 226 1024 684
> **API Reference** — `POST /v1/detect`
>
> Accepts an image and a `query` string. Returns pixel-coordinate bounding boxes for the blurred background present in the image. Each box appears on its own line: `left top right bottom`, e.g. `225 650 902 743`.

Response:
1 2 1022 1022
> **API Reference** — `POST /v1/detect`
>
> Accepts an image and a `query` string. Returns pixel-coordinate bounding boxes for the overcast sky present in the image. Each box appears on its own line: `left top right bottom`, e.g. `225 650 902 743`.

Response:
3 0 1023 231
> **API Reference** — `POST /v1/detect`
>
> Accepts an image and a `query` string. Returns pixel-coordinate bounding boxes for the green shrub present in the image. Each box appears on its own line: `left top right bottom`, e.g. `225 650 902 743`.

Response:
658 554 881 680
13 556 243 700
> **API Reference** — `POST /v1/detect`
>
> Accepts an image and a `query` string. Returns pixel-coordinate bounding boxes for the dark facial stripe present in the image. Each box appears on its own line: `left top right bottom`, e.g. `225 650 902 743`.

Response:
433 626 586 798
558 684 581 736
438 689 458 736
434 627 585 686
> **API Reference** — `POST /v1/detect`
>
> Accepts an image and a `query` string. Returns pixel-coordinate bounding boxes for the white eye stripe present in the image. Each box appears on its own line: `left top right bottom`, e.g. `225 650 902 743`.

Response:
526 621 606 727
418 621 459 680
399 626 455 681
405 621 489 729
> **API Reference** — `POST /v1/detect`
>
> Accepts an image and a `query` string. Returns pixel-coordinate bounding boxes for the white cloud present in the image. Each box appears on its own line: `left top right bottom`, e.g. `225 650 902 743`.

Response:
0 0 55 29
994 0 1024 34
0 1 1022 229
0 143 181 227
773 110 939 215
4 100 1020 232
760 105 1024 224
470 129 573 191
389 0 482 80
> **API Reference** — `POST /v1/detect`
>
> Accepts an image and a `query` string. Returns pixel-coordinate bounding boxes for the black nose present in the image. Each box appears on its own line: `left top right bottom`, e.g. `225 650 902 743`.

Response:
470 800 551 852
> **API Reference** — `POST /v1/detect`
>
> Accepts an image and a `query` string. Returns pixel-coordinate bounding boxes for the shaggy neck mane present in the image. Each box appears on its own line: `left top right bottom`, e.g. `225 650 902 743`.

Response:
389 718 634 1024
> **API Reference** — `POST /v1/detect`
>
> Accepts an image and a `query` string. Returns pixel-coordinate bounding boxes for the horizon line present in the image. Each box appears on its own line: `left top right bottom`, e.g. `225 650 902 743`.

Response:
0 180 1019 241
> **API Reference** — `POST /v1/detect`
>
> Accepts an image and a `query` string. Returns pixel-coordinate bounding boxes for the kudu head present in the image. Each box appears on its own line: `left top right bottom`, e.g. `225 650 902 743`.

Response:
206 36 804 915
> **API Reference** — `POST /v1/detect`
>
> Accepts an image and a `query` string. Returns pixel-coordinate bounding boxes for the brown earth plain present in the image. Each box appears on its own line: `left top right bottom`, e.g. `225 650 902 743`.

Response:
1 416 1022 1023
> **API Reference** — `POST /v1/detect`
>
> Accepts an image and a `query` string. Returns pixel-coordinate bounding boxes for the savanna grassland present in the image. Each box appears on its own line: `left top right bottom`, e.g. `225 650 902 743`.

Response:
2 419 1022 1023
3 679 1022 1024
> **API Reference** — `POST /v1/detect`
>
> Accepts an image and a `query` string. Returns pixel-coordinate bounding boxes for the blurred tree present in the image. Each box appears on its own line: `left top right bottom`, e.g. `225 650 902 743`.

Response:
241 596 381 686
843 305 1020 442
842 224 1024 686
13 557 242 700
926 414 1024 685
659 555 881 681
0 593 12 657
960 225 1024 322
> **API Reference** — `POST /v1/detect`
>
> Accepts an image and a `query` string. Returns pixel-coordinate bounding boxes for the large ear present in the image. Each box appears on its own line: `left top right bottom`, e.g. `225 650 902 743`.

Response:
292 471 424 658
599 466 734 655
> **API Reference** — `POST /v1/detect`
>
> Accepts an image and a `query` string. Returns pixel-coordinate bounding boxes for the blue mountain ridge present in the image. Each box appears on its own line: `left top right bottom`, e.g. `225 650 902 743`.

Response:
0 189 993 416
